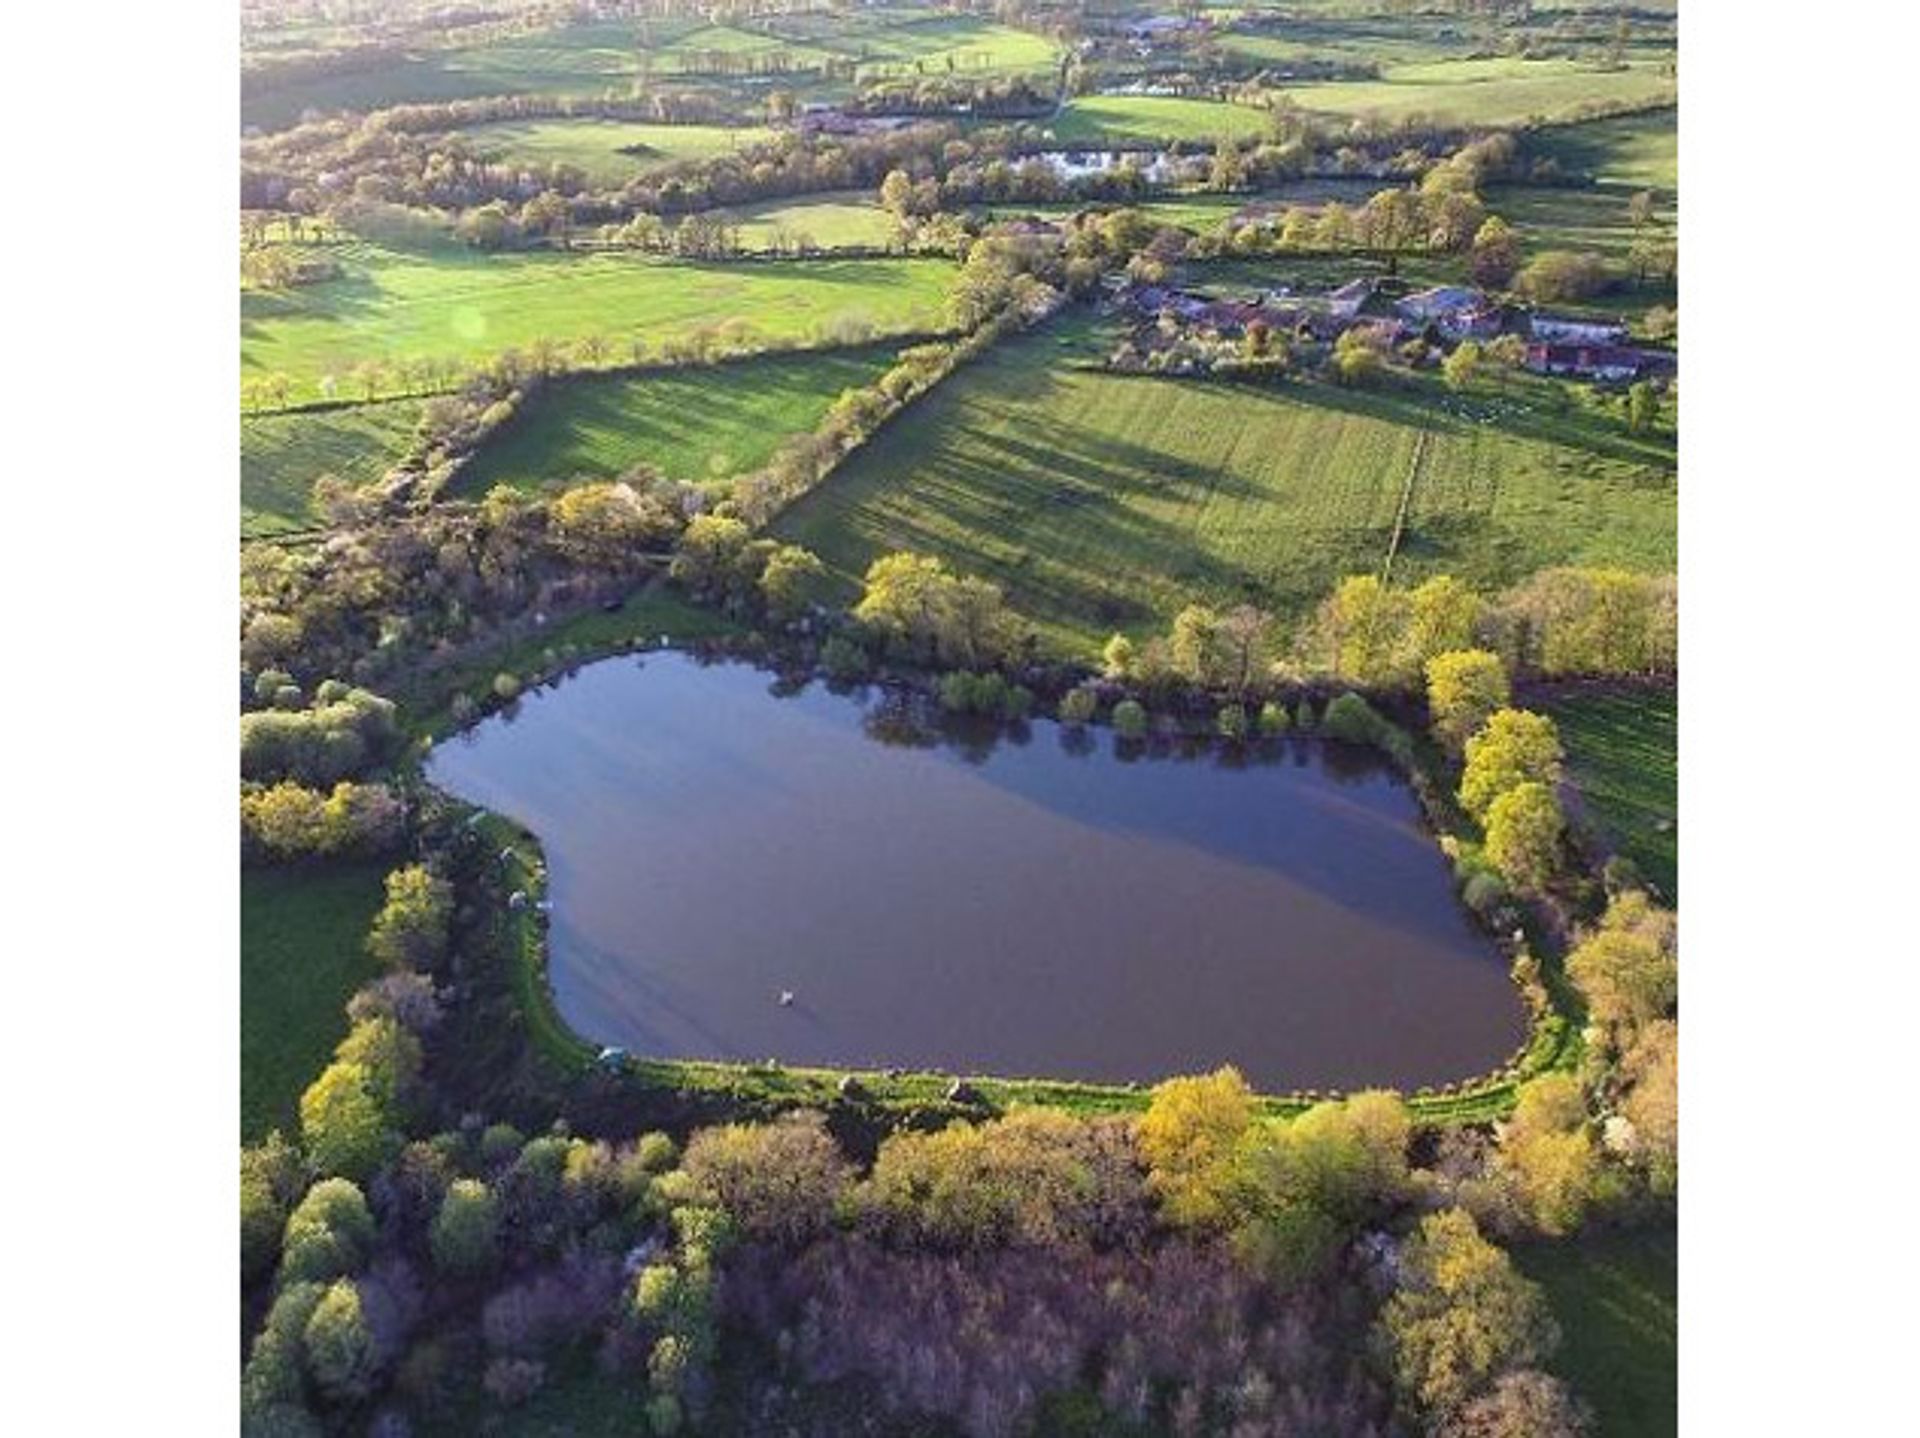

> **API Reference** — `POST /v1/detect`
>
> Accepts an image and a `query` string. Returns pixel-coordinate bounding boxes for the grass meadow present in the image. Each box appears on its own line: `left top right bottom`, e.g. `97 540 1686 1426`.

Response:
242 21 659 130
775 314 1676 655
240 245 954 405
1532 109 1679 191
1280 57 1676 126
718 192 897 251
457 344 904 494
241 863 387 1140
1049 95 1273 144
1544 685 1678 898
459 118 775 185
1519 1226 1678 1438
241 399 422 538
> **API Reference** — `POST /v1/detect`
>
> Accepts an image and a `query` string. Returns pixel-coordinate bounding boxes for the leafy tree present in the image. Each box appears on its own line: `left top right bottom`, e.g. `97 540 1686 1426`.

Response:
299 1062 398 1182
366 866 453 972
680 1113 852 1246
551 482 678 569
1217 703 1249 740
1258 700 1290 736
243 1281 327 1415
1469 217 1519 289
1443 341 1484 391
304 1280 378 1403
1436 1369 1591 1438
430 1178 501 1276
333 1016 422 1114
242 1133 306 1286
1566 892 1677 1043
1101 633 1137 680
1375 1208 1559 1420
757 544 830 624
1497 1074 1608 1236
1484 782 1564 891
1618 1019 1678 1197
854 552 1022 668
1426 650 1511 753
1626 381 1659 433
1138 1067 1256 1230
1516 251 1611 303
1458 710 1563 823
280 1178 376 1285
1324 575 1410 683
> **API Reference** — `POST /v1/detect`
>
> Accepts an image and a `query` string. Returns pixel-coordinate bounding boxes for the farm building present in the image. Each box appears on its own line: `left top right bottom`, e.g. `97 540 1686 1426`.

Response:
1397 286 1506 341
1524 343 1673 382
1530 313 1630 345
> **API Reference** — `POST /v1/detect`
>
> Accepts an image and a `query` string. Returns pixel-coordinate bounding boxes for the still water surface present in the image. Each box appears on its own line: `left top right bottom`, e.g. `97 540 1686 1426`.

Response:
426 653 1526 1090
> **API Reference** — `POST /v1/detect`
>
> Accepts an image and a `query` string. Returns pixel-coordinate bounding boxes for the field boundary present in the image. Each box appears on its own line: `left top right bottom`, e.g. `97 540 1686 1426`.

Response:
1379 428 1431 586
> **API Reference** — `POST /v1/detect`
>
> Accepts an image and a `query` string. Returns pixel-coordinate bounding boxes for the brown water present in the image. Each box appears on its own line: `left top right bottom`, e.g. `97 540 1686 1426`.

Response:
426 653 1526 1091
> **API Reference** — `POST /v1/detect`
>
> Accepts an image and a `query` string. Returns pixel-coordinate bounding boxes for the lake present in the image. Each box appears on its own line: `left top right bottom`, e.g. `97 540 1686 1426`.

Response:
426 653 1526 1092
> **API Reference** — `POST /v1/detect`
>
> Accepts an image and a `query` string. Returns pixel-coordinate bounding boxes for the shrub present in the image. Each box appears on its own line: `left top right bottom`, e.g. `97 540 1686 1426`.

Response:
367 866 453 972
482 1357 547 1407
1058 686 1098 725
1258 701 1290 737
1112 699 1148 739
1216 703 1249 740
1320 692 1385 744
820 633 870 681
680 1114 852 1246
491 672 522 701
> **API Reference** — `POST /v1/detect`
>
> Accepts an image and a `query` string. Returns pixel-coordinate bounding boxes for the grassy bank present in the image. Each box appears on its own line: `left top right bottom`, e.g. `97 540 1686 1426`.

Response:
1543 684 1678 899
1518 1225 1678 1438
241 862 388 1140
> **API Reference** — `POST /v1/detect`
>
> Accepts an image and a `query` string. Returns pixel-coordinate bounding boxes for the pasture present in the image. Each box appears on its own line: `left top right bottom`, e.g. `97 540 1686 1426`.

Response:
241 399 422 539
1049 95 1273 144
1531 109 1679 191
775 315 1676 655
1280 57 1676 127
241 863 387 1140
1519 1226 1678 1438
459 119 775 186
1491 184 1678 261
242 21 655 131
846 16 1061 80
239 245 955 405
719 192 896 251
457 344 904 495
1543 685 1679 898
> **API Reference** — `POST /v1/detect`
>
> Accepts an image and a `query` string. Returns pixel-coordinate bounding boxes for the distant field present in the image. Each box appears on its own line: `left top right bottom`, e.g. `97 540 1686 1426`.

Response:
1519 1227 1678 1438
460 118 774 185
1050 95 1273 144
242 21 654 130
241 399 421 539
1532 109 1679 191
1543 685 1678 899
241 863 386 1140
849 16 1061 79
459 345 904 494
1491 184 1678 261
657 23 841 73
719 192 896 250
775 314 1676 655
240 245 955 405
1281 57 1676 126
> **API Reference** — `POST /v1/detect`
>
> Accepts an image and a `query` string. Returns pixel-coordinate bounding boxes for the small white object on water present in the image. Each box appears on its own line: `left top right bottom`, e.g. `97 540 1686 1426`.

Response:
778 990 795 1007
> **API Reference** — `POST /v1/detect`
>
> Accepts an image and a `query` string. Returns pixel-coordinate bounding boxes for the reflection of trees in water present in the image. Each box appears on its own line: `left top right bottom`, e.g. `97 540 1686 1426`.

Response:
1057 724 1097 760
860 690 941 750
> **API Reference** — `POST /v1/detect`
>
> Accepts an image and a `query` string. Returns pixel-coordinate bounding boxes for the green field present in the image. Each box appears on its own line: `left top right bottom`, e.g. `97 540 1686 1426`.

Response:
242 21 658 130
1050 94 1273 144
720 192 896 250
241 399 422 538
1532 110 1678 191
1544 685 1678 899
1519 1227 1678 1438
848 15 1061 79
458 345 904 494
775 314 1676 655
240 245 955 405
241 863 387 1140
460 118 774 185
1492 184 1679 261
1281 57 1676 126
